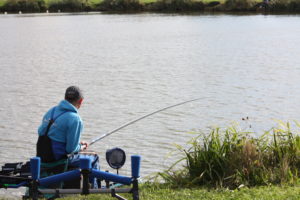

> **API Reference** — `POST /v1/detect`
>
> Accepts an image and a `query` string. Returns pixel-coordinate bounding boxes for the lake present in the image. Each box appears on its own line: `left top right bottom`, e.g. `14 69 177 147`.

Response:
0 13 300 197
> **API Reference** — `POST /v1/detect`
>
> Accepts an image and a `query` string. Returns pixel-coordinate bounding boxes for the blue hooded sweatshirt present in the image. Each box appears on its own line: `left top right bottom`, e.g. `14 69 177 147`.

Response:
38 100 83 160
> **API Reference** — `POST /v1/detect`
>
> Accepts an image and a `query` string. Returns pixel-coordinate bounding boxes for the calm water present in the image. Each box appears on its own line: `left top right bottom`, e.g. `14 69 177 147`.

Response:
0 12 300 197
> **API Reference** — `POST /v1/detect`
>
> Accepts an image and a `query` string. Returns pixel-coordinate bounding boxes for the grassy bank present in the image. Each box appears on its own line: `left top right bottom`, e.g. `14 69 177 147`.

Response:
59 122 300 200
56 184 300 200
156 122 300 188
1 185 299 200
1 0 300 13
0 0 6 7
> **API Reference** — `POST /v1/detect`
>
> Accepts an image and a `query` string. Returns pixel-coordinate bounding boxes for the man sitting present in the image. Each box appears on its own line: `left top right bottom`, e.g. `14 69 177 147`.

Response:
37 86 99 188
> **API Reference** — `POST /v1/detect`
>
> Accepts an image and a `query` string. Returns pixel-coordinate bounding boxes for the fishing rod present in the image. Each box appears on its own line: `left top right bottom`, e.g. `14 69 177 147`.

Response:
89 98 203 146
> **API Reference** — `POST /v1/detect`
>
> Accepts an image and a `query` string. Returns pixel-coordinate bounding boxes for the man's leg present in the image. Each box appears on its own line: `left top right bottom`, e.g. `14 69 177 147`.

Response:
68 153 100 188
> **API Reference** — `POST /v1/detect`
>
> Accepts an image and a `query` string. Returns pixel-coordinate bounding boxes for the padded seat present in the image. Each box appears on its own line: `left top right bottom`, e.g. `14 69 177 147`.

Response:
40 159 69 189
40 159 80 189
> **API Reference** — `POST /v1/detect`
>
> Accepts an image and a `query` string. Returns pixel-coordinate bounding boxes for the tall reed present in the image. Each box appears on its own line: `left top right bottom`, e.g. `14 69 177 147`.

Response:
157 122 300 188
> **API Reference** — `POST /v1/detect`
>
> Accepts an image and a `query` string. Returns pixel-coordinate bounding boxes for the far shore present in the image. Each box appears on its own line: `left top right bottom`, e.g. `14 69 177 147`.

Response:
1 10 300 15
1 0 300 14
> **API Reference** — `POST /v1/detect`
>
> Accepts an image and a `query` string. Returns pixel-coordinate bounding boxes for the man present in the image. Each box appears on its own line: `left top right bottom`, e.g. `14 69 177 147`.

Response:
37 86 99 188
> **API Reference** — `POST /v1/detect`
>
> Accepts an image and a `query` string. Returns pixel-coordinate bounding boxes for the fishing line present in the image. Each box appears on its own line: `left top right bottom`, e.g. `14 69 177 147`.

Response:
89 98 204 146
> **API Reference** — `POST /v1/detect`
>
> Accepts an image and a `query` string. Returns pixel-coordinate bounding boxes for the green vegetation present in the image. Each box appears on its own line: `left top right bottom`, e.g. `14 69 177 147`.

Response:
1 0 300 13
55 184 300 200
48 0 87 12
146 0 205 12
0 0 6 7
1 0 46 12
98 0 142 11
57 122 300 200
0 184 299 200
156 122 300 188
86 0 102 7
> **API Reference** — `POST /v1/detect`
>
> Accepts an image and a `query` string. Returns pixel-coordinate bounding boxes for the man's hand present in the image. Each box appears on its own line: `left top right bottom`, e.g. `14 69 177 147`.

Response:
80 141 88 151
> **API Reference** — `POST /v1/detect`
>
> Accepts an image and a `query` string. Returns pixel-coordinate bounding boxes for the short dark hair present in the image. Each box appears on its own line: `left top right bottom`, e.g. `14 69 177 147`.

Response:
65 86 83 103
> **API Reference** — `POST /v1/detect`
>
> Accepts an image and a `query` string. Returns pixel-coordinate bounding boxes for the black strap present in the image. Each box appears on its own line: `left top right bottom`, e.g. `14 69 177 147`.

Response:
37 107 72 163
44 107 69 136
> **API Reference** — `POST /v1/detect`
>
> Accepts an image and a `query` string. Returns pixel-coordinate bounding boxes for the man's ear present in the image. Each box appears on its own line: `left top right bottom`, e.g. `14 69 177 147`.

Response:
77 98 83 108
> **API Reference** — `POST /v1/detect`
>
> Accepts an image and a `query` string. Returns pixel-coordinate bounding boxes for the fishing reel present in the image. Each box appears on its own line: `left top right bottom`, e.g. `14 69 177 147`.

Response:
106 147 126 174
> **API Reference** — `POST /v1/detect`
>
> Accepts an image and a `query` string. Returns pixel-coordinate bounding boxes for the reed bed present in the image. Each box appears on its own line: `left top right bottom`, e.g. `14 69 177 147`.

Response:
156 121 300 188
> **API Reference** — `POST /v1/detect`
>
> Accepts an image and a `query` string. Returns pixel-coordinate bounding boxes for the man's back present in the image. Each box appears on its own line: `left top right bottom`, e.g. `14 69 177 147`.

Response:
38 100 83 158
36 86 99 188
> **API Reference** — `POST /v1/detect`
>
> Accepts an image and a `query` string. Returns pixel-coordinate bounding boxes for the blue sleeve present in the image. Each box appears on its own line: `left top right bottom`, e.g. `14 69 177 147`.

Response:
66 115 83 154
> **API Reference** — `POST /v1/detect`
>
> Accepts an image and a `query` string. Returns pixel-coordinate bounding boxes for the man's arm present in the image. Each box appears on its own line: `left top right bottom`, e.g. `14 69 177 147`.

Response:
66 115 83 154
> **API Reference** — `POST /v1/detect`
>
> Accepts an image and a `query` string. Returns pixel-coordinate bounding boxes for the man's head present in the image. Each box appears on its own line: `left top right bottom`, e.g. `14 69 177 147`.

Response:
65 86 84 109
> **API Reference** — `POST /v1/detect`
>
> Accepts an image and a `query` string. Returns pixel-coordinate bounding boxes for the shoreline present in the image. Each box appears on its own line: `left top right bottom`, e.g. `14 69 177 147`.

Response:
1 0 300 15
1 10 300 15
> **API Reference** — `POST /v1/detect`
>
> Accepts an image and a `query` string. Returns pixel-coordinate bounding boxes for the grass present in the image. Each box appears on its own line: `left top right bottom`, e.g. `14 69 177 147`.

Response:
156 122 300 188
87 0 102 6
140 0 156 4
1 185 300 200
0 0 6 7
44 0 53 6
58 122 300 200
198 0 224 4
56 184 300 200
